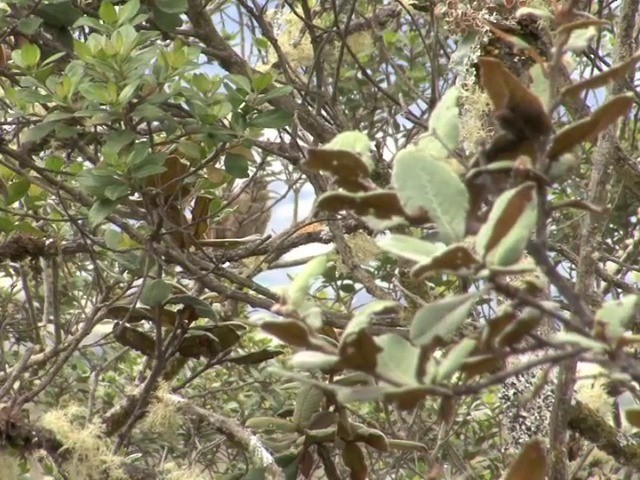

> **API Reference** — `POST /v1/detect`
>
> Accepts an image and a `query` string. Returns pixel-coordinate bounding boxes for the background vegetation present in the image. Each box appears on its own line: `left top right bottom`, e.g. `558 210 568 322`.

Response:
1 0 640 479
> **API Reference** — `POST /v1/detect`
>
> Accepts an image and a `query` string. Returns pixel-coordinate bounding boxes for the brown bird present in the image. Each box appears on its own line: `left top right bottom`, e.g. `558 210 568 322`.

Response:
208 176 272 240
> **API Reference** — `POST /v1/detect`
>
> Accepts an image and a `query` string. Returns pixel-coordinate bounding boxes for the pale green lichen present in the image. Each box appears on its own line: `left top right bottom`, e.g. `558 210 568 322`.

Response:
39 405 125 480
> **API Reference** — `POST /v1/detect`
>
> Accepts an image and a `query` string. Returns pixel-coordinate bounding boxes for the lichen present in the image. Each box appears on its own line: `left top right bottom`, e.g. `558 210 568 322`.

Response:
39 405 125 480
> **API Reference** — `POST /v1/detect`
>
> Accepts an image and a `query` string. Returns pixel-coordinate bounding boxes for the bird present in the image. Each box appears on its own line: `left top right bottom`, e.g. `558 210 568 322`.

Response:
208 176 272 240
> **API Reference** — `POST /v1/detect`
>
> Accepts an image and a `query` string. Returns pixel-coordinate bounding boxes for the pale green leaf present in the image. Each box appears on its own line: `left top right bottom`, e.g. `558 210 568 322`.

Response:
140 279 172 307
410 292 479 346
392 149 469 243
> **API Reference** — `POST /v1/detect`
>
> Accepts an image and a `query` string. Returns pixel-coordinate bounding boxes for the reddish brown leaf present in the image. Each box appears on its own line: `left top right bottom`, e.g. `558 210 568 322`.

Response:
410 244 481 279
437 396 457 426
502 439 547 480
316 190 431 226
261 320 315 348
556 18 610 36
145 154 191 198
483 182 536 256
561 49 640 100
191 195 212 240
342 442 367 480
549 94 634 159
478 57 551 137
495 310 542 348
461 354 505 378
112 324 156 356
338 331 381 373
305 149 371 192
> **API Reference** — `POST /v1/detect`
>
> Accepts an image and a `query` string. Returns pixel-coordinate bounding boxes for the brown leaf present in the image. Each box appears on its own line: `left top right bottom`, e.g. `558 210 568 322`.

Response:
191 195 212 240
556 18 610 36
304 149 371 192
341 442 367 480
549 94 634 158
495 309 542 348
225 349 285 365
308 411 338 430
550 198 609 214
178 324 242 359
339 331 381 373
164 203 192 249
502 439 547 480
316 190 431 226
410 244 480 279
106 304 178 327
478 57 551 138
145 154 191 199
352 424 389 452
624 408 640 428
461 354 505 378
112 324 156 356
561 49 639 100
481 307 518 349
437 396 457 426
261 319 314 348
483 182 536 255
385 387 428 410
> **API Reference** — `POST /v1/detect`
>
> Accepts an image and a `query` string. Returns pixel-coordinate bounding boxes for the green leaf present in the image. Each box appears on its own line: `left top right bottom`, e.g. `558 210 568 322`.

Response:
103 183 130 200
224 151 250 178
339 301 397 372
290 351 339 371
436 338 476 382
324 131 372 159
475 182 537 267
6 179 30 205
288 256 327 308
79 84 113 104
375 333 421 385
166 294 219 320
140 279 172 307
130 164 166 179
155 0 188 14
103 130 136 161
244 417 298 433
151 6 183 32
118 0 140 25
99 1 118 24
17 17 43 35
566 26 597 52
419 85 459 155
226 74 252 93
0 216 15 234
392 149 469 243
410 244 480 279
45 155 65 172
551 332 607 351
249 109 292 129
12 42 41 68
594 295 640 344
88 199 117 227
104 228 121 250
410 292 479 347
292 385 324 428
259 85 294 103
22 121 57 143
377 234 445 263
252 72 273 92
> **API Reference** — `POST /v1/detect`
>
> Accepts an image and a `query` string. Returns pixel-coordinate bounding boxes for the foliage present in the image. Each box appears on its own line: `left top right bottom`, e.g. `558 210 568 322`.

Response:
1 1 640 479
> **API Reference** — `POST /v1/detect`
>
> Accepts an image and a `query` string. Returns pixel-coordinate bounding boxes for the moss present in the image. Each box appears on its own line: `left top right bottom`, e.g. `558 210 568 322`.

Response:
568 400 640 471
